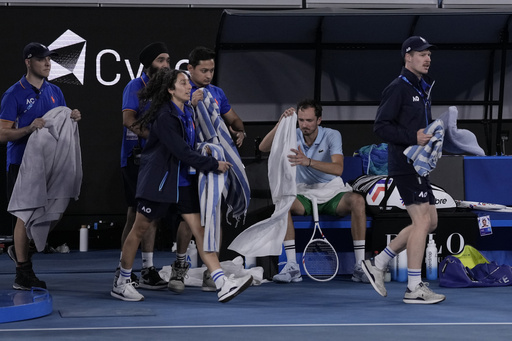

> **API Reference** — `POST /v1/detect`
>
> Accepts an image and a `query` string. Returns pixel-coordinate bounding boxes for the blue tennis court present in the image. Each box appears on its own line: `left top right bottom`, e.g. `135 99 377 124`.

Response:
1 249 511 340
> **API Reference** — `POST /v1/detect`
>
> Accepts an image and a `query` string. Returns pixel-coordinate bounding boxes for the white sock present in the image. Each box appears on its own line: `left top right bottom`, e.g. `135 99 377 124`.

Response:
142 252 153 268
407 269 422 291
211 268 225 289
118 266 132 286
176 253 186 265
283 240 296 264
375 247 396 271
353 240 365 265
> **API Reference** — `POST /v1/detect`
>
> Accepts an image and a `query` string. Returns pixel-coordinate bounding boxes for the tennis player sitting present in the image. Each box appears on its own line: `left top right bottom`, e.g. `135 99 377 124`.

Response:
258 99 369 283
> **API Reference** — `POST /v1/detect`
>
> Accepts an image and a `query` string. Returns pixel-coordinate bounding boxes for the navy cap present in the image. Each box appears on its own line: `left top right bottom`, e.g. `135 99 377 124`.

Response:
23 42 57 60
401 36 435 58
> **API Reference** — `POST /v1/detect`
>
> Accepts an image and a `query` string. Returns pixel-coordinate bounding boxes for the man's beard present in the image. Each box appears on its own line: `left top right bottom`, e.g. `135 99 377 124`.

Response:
146 65 160 78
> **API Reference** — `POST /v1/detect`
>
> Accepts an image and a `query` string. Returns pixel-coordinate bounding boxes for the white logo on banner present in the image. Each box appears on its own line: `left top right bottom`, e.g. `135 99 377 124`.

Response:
48 30 87 85
46 29 188 87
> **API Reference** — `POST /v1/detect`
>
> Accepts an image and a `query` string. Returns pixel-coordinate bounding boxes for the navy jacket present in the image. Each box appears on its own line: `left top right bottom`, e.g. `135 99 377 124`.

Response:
374 67 434 176
136 101 219 203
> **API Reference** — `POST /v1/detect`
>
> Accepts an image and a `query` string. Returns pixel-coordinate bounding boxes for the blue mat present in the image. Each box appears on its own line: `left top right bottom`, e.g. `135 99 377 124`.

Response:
0 288 52 323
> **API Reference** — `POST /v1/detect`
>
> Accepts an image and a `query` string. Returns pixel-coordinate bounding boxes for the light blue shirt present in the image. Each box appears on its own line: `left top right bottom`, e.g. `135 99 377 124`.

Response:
296 126 343 185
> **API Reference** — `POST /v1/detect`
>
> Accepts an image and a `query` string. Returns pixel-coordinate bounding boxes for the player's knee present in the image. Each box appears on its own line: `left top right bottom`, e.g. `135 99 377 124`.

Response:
349 193 366 214
428 220 438 233
132 221 152 239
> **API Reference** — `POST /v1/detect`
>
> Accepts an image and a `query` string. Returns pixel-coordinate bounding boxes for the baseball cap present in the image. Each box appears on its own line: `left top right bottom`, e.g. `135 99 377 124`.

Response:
401 36 435 58
139 42 169 68
23 42 57 60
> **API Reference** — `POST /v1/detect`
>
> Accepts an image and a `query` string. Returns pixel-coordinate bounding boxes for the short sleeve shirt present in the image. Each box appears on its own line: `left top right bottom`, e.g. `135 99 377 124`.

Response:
189 81 231 115
0 75 66 169
296 126 343 185
120 72 149 167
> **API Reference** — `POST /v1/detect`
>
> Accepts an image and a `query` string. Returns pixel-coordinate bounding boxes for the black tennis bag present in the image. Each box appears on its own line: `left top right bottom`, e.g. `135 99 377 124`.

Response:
350 175 456 216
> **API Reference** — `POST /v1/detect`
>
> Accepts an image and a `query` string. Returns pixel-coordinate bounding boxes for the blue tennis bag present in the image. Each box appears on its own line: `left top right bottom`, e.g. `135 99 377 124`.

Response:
439 256 512 287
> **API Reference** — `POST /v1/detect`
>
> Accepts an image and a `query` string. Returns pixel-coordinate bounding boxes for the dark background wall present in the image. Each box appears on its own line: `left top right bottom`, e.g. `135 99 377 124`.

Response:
1 5 511 250
0 6 224 239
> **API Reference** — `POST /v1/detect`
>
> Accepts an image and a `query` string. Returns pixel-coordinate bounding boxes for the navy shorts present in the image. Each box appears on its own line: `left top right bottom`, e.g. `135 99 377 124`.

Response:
393 174 435 206
6 164 20 203
137 185 200 220
121 160 139 208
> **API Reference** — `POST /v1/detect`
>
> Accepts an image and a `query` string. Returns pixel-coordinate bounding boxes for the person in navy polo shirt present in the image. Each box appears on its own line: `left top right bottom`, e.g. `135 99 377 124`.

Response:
117 42 170 290
0 42 81 290
167 46 248 294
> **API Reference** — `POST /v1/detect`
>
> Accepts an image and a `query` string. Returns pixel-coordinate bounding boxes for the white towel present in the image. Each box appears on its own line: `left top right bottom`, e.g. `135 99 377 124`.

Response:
229 113 297 257
296 177 353 203
8 106 82 251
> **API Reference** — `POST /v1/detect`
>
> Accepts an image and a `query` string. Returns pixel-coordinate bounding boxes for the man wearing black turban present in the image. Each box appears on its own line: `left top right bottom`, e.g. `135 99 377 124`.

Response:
116 42 171 290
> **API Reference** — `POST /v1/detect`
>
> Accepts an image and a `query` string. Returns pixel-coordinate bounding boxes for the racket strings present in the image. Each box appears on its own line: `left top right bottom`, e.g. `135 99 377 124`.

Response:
303 240 338 279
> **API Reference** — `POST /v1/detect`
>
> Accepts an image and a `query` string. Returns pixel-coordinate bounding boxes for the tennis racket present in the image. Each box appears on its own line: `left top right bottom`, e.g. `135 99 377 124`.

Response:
455 200 506 211
302 197 339 282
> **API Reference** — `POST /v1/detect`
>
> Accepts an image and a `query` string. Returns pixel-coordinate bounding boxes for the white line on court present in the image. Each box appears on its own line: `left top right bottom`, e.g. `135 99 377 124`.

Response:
2 322 512 332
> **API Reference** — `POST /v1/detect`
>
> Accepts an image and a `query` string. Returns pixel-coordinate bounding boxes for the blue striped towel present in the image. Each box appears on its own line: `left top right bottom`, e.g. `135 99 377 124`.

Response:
403 120 444 177
195 88 251 252
198 143 227 252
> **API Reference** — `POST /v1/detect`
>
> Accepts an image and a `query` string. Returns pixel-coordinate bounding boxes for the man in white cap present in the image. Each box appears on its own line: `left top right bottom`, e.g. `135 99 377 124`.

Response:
362 36 446 304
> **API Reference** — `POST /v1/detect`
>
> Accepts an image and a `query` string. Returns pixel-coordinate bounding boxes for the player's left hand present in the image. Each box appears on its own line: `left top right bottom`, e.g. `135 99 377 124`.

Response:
288 145 308 167
229 126 245 147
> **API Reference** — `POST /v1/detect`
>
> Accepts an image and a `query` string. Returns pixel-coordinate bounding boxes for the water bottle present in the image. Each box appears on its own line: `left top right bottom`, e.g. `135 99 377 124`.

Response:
389 255 398 281
386 234 398 281
397 249 408 282
79 225 88 252
425 234 438 280
186 240 198 268
245 256 257 269
384 266 391 282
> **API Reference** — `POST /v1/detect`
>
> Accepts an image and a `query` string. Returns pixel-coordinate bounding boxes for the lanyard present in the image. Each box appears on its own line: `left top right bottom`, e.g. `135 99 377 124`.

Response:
399 75 434 127
179 105 196 149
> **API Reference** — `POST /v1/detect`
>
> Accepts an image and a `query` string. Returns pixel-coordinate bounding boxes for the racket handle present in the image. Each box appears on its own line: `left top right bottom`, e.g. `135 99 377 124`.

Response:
312 197 319 222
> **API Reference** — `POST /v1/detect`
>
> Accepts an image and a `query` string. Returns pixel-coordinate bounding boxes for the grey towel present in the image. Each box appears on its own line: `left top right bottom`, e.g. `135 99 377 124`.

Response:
8 106 82 251
438 106 485 156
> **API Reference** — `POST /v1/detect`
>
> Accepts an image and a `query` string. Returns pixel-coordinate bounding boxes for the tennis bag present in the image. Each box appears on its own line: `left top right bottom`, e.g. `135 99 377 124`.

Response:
439 245 512 287
350 175 456 215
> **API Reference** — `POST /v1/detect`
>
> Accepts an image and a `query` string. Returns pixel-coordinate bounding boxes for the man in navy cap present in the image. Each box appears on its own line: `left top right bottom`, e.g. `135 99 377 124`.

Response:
362 36 446 304
116 42 170 290
0 42 81 290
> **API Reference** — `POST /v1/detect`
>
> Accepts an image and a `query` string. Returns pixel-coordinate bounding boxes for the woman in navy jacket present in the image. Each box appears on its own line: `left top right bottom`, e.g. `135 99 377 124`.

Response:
111 69 253 303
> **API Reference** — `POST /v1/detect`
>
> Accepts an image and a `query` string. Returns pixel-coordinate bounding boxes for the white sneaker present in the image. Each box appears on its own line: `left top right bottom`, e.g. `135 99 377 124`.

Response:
202 270 217 292
217 274 253 303
361 259 387 297
272 262 302 283
352 263 370 283
111 278 145 302
403 282 446 304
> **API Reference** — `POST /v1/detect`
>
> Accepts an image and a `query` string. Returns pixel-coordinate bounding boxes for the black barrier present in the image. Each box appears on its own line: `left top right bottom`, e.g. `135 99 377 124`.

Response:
0 7 223 236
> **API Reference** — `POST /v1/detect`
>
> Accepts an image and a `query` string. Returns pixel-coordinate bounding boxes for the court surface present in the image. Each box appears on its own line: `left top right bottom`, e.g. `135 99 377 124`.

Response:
1 249 511 340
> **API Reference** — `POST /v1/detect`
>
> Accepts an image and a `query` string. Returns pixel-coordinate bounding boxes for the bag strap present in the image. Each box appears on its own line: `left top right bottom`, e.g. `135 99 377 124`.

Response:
379 176 396 210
